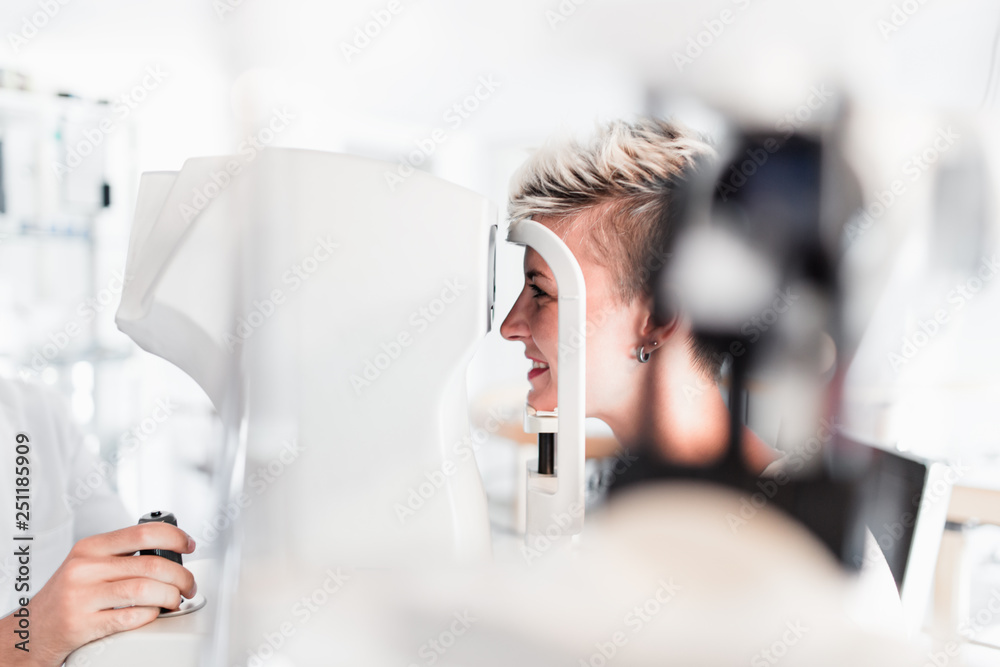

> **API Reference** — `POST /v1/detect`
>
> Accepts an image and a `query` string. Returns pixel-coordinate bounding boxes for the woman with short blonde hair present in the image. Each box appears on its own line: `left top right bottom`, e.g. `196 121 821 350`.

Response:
501 118 774 471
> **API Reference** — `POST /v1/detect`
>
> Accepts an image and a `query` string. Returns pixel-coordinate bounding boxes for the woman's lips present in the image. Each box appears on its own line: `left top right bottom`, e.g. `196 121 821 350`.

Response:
528 367 549 380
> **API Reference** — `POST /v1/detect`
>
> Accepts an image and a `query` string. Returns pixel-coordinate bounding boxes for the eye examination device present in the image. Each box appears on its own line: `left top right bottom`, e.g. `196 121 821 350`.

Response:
68 148 499 665
505 219 587 551
114 148 496 567
63 96 1000 665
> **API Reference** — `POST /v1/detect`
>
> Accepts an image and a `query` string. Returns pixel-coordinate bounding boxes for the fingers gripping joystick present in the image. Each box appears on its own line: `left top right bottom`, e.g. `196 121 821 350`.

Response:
135 511 206 616
138 511 184 565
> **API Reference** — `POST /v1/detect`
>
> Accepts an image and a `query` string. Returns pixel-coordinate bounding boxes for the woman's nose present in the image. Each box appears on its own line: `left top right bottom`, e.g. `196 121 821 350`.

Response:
500 290 529 341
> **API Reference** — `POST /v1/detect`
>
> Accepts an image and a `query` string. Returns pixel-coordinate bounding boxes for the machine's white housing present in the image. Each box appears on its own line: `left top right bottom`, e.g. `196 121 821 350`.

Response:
506 219 587 550
101 149 497 665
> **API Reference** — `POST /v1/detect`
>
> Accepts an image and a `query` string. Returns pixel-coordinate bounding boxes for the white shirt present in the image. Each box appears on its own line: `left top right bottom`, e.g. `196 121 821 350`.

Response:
0 377 129 616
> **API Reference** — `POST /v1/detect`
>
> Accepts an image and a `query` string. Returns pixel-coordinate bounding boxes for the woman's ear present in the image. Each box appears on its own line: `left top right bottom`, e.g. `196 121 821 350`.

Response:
638 292 680 346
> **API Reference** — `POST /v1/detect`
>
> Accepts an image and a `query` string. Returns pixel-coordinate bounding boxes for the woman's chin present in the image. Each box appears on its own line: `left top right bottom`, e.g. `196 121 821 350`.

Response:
527 387 558 413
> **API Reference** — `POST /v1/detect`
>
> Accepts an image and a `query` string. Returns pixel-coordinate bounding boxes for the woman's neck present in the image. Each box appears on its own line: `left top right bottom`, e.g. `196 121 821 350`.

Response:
602 347 776 474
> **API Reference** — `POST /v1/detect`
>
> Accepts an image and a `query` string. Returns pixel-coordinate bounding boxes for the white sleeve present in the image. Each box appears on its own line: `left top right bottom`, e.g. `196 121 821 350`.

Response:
47 390 131 540
0 379 128 614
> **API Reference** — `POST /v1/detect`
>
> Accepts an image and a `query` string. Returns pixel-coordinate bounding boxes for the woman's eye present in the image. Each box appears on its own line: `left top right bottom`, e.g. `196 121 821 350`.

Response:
529 284 550 299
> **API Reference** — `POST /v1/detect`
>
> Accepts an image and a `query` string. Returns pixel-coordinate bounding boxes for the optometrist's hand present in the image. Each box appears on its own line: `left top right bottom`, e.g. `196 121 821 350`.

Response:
0 522 197 667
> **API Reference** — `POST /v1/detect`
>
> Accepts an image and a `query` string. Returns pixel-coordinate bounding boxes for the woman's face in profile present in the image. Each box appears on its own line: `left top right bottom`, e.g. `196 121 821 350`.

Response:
500 245 561 411
500 220 645 417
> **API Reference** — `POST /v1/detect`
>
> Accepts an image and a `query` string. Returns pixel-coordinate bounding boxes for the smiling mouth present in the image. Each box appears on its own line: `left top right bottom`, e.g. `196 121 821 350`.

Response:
528 360 549 380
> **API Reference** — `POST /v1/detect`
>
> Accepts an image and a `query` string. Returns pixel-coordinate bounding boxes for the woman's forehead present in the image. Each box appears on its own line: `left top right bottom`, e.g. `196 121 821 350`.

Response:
522 225 595 273
523 247 548 271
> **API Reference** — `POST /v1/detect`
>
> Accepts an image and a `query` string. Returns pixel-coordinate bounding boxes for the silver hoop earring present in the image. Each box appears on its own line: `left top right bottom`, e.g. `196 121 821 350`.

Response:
637 346 651 363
